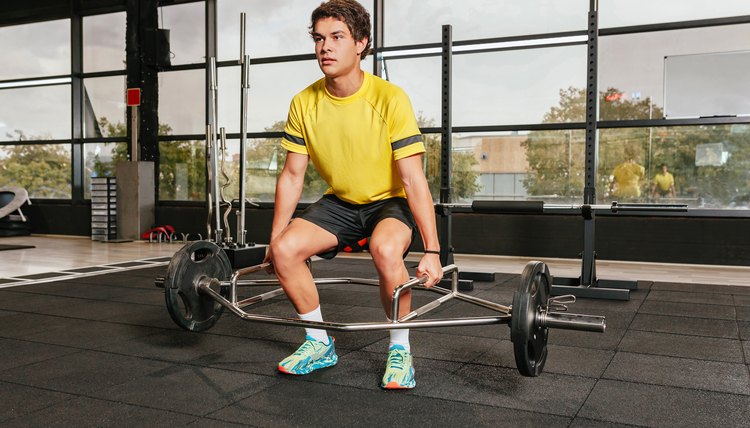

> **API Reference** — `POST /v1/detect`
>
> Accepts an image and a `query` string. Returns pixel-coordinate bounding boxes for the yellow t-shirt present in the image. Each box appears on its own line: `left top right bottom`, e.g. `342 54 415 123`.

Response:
281 72 425 205
612 162 645 198
653 172 674 192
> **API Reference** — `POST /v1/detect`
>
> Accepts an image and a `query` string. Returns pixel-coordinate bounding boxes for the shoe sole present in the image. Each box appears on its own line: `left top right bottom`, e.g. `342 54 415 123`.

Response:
278 354 338 375
382 381 416 390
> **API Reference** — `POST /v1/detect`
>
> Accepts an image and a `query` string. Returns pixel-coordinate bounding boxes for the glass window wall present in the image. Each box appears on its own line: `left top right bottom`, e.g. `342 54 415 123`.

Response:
158 69 205 135
598 24 750 121
0 19 70 80
83 142 128 198
159 139 207 201
384 0 586 46
0 84 71 141
83 12 126 72
83 76 127 138
0 144 72 199
160 2 205 66
600 0 750 28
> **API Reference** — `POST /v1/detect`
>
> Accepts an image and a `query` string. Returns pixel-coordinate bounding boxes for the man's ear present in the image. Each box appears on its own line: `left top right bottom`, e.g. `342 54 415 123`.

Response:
356 37 368 55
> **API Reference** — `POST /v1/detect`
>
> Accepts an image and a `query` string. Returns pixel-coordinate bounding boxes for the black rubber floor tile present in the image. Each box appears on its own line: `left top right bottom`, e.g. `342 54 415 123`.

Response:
472 340 614 378
427 298 509 340
603 351 750 395
0 381 75 422
652 282 750 295
743 341 749 362
307 350 464 393
102 303 186 330
646 289 735 306
209 381 571 427
316 305 393 351
0 338 81 372
98 364 279 417
739 306 750 321
423 363 595 417
203 311 298 342
740 321 750 341
363 329 500 364
0 312 83 339
630 313 739 339
639 299 736 320
24 318 162 350
0 350 171 395
187 418 247 427
100 329 257 364
578 379 750 427
619 330 745 363
189 338 321 376
735 294 750 307
548 327 626 351
569 417 641 428
0 396 197 427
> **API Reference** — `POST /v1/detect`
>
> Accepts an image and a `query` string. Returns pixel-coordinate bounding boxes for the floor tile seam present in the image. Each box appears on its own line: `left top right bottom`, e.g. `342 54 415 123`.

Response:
615 347 746 365
595 375 750 398
627 325 740 341
645 297 737 308
627 319 745 341
566 415 652 428
0 345 87 374
199 379 286 425
0 308 171 330
0 259 169 289
0 329 170 360
0 290 165 308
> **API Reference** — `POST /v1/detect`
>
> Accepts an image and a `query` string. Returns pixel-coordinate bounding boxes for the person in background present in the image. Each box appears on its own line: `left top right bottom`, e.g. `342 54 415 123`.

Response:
609 150 645 199
651 163 676 199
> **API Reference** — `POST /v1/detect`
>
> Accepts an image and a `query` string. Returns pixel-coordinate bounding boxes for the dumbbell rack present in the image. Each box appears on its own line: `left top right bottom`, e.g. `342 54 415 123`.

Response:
90 177 117 241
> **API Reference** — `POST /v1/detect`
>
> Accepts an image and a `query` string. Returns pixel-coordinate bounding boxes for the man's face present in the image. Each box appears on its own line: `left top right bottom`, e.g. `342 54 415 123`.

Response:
312 17 366 79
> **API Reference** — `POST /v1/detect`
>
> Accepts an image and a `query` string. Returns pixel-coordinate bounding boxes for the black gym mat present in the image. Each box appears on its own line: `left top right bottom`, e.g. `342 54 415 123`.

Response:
0 244 34 251
0 258 747 426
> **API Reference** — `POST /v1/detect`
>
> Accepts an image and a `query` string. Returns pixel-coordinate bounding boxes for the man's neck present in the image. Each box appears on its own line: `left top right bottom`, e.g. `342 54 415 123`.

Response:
325 69 364 98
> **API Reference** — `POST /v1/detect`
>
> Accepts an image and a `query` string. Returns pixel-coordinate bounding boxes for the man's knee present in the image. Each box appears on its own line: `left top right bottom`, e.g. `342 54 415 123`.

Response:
369 238 407 265
269 234 309 265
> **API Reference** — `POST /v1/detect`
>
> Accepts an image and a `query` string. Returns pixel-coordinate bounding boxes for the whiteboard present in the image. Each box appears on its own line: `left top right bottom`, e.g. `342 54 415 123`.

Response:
663 50 750 119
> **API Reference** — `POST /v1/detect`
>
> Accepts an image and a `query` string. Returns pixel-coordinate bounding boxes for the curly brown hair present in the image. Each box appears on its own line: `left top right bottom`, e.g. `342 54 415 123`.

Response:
309 0 372 61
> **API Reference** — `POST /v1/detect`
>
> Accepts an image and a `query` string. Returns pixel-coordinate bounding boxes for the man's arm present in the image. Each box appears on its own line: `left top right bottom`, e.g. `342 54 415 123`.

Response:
396 154 443 288
270 151 309 242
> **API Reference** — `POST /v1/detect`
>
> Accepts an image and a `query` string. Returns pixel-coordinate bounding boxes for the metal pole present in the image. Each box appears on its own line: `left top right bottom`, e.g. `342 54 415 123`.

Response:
238 13 249 246
208 57 222 243
439 24 454 267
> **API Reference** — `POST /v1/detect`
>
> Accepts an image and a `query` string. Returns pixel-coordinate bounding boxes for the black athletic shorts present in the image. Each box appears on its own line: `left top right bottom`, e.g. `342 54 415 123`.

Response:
296 194 417 259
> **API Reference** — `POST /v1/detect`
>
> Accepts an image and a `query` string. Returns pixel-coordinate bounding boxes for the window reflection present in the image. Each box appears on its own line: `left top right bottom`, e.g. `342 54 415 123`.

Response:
0 85 71 141
0 19 70 80
599 125 750 208
83 12 126 72
0 144 72 199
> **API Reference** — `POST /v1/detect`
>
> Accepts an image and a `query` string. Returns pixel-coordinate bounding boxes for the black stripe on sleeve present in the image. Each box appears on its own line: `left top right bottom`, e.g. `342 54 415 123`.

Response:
283 132 306 146
391 134 423 151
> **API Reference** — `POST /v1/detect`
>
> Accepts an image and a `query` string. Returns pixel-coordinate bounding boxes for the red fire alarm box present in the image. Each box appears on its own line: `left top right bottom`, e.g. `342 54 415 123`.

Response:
126 88 141 106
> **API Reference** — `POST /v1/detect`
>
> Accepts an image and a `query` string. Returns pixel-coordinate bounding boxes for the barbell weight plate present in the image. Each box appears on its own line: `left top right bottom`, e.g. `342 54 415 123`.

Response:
164 240 232 332
510 261 551 377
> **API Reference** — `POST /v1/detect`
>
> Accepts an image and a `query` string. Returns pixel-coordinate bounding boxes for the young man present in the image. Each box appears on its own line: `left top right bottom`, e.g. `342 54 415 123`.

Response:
265 0 442 389
651 163 676 199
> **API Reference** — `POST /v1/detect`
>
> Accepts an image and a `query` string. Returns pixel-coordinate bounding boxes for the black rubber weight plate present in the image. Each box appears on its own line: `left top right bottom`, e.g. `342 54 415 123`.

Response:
164 240 232 331
510 261 551 376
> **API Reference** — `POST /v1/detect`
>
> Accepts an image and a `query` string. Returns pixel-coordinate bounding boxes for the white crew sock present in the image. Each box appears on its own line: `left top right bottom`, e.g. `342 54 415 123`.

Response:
298 306 329 345
389 328 410 352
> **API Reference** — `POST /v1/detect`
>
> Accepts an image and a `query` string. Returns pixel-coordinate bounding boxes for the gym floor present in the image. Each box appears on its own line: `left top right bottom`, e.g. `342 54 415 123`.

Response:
0 236 749 426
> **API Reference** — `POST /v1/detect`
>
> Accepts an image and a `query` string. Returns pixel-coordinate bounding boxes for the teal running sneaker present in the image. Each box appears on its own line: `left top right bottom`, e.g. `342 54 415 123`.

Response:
381 345 416 389
278 335 337 375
